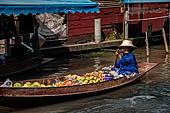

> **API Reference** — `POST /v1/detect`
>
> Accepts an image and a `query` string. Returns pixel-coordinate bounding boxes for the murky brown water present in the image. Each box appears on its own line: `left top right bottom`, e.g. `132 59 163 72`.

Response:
0 44 170 113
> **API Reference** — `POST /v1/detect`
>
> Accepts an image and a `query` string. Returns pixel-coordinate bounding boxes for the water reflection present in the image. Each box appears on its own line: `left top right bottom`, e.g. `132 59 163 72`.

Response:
147 57 150 63
0 45 170 113
68 96 170 113
164 54 169 64
136 46 170 112
93 57 101 71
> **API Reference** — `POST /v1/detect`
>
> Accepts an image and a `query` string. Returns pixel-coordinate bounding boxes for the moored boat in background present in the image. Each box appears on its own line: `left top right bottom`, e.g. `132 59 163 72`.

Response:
0 57 54 78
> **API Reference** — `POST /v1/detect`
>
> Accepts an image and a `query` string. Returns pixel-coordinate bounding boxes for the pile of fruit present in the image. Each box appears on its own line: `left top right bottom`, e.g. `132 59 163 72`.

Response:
12 71 106 88
80 71 105 84
55 71 105 86
55 74 81 87
13 81 53 88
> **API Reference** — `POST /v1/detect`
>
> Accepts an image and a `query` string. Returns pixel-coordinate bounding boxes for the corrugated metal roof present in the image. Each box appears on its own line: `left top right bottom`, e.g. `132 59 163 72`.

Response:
124 0 170 3
92 0 121 8
0 0 100 15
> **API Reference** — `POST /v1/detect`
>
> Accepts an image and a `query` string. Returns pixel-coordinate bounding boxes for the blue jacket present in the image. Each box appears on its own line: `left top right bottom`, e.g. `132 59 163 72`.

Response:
114 52 139 75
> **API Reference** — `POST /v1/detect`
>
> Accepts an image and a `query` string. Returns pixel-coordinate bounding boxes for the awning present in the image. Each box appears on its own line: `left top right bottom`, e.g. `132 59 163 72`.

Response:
0 0 100 16
124 0 170 3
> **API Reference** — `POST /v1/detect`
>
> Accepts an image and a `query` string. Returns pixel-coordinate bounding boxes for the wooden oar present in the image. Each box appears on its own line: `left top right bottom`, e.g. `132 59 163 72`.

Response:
114 49 119 65
114 55 118 66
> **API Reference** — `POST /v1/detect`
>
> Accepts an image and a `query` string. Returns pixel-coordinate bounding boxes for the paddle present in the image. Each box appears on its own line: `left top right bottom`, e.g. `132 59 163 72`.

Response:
114 48 119 66
114 54 118 66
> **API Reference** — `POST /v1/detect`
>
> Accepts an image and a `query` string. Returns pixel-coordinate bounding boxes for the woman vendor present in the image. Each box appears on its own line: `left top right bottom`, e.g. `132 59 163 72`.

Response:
111 40 139 78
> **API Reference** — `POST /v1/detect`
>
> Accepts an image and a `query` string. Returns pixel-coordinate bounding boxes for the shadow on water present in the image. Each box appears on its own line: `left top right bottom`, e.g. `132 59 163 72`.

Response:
0 45 170 113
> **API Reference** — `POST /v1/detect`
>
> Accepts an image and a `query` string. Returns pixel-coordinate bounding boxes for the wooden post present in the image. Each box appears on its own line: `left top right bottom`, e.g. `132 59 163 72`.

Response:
94 19 101 43
123 14 125 40
145 32 149 57
162 28 169 54
125 4 129 39
122 4 125 40
66 14 69 40
14 15 19 35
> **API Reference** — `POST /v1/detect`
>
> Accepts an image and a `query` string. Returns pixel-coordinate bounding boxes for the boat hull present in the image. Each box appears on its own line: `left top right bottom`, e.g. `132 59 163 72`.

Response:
0 62 158 107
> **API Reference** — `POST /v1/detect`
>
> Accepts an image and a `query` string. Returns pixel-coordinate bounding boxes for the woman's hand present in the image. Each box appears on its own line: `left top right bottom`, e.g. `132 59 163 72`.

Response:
115 49 121 60
110 71 116 75
115 49 120 56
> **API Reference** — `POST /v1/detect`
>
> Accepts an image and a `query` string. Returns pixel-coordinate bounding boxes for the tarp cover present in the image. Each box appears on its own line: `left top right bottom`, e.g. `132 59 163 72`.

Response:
124 0 170 3
0 0 99 16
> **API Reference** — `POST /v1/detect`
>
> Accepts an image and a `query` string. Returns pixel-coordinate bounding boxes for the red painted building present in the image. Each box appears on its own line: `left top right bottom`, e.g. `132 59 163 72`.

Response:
128 3 169 38
65 0 169 44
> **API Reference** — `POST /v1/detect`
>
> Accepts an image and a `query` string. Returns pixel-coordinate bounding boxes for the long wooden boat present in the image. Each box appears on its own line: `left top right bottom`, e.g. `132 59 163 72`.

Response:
0 57 54 78
0 62 158 107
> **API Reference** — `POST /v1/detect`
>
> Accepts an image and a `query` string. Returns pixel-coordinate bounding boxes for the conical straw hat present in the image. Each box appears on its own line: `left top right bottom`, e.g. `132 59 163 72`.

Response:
119 40 137 48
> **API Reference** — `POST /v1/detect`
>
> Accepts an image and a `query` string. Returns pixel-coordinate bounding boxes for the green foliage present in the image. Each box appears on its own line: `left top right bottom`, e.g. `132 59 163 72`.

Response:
90 51 105 55
109 31 117 40
119 32 123 39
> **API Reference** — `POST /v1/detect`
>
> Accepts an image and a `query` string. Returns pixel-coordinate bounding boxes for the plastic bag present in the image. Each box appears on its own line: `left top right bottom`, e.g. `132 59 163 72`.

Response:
0 79 12 87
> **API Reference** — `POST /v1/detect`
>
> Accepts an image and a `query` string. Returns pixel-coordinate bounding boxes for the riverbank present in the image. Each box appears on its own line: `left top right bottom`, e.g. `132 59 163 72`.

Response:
40 37 148 57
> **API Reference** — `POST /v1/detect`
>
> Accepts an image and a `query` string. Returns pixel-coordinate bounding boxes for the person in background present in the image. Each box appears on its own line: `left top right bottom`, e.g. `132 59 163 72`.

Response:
0 54 6 64
110 40 139 78
11 36 32 61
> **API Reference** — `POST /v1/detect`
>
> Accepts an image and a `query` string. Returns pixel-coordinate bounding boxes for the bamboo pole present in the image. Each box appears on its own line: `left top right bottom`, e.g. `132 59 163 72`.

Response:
145 32 149 57
162 28 169 54
122 4 125 40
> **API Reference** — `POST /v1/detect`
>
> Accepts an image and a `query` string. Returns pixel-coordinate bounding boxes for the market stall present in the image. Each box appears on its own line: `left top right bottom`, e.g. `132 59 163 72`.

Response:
0 0 100 77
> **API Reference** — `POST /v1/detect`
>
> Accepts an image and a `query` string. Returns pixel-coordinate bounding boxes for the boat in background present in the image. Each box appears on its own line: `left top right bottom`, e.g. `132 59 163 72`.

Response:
0 57 55 78
0 62 158 107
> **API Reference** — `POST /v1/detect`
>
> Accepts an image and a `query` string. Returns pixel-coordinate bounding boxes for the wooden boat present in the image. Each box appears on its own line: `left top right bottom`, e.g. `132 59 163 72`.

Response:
0 57 54 78
0 62 158 107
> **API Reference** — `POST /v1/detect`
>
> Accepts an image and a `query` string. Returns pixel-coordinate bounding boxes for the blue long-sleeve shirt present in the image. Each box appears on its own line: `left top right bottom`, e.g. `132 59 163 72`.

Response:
114 52 139 75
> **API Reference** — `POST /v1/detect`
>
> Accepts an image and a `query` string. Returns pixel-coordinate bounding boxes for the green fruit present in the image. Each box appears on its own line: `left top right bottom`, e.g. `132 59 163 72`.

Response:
22 82 32 87
93 80 96 83
25 82 32 85
89 80 93 84
96 79 100 83
81 77 85 81
82 82 86 84
81 81 85 84
90 76 94 80
86 77 90 80
83 80 88 84
40 84 46 87
77 77 81 81
31 82 41 87
46 85 53 87
13 83 22 87
22 84 29 87
94 77 97 80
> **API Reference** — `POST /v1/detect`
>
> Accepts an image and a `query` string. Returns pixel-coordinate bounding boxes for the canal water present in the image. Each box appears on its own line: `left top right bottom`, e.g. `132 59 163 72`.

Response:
0 44 170 113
